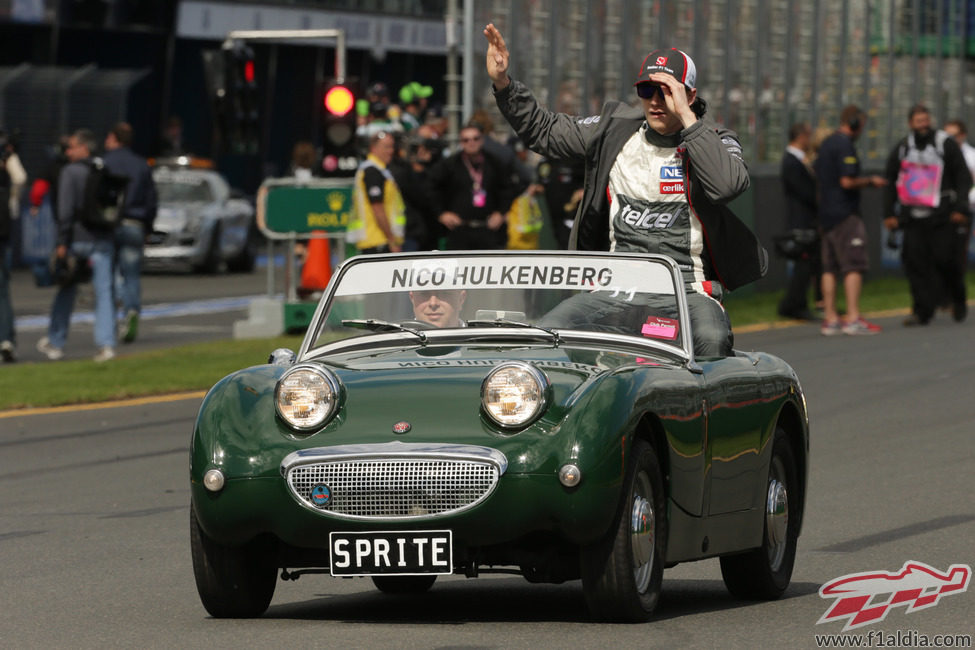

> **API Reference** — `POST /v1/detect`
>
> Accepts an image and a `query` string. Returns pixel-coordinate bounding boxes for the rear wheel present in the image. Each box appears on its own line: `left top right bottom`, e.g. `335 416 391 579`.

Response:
581 438 666 622
371 575 437 594
719 427 799 599
190 508 277 617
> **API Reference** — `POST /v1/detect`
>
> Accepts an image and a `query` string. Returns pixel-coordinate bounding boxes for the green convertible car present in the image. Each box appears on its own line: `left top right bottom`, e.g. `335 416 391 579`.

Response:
190 250 809 622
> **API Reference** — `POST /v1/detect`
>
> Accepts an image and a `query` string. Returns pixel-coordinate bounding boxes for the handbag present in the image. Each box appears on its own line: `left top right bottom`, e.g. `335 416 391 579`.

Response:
49 249 92 287
772 228 818 260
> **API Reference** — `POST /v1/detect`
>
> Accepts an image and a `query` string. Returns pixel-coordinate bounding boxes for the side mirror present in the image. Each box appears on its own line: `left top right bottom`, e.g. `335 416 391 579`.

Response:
268 348 296 366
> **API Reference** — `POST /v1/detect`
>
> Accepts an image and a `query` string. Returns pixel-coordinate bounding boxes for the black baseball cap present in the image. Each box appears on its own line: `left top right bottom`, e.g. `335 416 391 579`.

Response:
634 48 697 90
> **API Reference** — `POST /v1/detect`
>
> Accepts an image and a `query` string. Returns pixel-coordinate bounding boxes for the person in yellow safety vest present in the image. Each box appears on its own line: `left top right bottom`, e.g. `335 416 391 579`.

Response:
349 131 406 253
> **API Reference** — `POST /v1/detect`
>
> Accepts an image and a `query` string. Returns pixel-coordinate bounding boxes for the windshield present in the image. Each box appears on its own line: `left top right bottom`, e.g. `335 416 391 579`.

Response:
308 253 686 354
154 172 214 203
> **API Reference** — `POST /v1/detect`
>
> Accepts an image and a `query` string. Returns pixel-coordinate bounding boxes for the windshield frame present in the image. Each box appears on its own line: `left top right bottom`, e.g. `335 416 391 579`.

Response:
297 251 695 364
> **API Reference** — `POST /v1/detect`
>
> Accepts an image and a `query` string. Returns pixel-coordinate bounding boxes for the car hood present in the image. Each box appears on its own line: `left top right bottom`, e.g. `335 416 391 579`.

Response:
306 342 678 449
194 341 683 479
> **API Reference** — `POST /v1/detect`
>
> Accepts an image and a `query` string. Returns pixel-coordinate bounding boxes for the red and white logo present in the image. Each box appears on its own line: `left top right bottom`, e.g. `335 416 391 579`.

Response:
655 56 668 65
818 561 971 631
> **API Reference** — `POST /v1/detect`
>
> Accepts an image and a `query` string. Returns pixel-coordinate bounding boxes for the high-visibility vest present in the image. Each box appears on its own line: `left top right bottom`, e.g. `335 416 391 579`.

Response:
349 154 406 248
507 193 543 249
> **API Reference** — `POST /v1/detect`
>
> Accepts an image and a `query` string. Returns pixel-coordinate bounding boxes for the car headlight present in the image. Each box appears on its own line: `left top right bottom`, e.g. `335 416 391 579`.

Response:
275 365 341 431
481 362 549 428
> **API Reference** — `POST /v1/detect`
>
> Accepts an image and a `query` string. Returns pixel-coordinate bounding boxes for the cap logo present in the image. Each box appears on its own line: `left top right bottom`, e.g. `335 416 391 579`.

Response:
655 56 668 65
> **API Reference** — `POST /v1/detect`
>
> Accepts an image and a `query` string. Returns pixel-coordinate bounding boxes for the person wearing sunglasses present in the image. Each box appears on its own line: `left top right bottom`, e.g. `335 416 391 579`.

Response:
484 24 766 358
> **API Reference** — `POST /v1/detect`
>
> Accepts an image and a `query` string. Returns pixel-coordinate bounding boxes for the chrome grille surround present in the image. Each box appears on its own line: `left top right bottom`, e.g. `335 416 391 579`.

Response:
281 442 508 521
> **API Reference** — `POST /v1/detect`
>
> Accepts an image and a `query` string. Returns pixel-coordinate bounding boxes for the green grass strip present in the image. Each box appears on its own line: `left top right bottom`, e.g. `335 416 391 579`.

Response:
2 272 972 411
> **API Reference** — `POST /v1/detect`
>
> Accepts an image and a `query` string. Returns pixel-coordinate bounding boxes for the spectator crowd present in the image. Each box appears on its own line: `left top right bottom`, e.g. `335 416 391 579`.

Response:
2 73 974 366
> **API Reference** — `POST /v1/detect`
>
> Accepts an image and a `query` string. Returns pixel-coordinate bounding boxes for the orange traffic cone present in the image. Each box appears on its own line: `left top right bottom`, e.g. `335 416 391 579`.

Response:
299 234 332 293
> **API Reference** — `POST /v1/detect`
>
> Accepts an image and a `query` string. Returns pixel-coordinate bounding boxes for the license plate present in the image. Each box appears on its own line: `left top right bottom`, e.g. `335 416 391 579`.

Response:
329 530 453 576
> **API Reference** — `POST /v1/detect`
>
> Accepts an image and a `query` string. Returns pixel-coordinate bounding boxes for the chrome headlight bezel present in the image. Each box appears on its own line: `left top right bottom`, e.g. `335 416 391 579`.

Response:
480 361 550 429
274 364 342 431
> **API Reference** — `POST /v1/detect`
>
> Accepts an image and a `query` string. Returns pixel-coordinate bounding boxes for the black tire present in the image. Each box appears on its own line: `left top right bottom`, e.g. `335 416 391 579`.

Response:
581 438 667 623
227 226 259 273
190 507 277 618
719 427 799 599
195 224 222 274
371 575 437 594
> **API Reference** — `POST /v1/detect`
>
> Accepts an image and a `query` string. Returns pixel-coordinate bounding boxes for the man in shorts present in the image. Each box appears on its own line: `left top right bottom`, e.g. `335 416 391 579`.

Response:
813 105 888 335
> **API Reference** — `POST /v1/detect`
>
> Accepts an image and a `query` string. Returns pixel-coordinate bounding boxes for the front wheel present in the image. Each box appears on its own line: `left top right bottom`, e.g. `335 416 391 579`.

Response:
194 223 222 274
190 508 277 617
719 427 799 599
371 575 437 594
581 438 667 622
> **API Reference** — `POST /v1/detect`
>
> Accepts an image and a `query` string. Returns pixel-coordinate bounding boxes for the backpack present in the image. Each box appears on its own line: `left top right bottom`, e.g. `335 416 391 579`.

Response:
79 157 129 231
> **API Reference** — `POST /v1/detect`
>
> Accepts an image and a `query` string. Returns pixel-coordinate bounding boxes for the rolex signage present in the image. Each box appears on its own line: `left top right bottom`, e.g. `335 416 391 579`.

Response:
263 181 353 234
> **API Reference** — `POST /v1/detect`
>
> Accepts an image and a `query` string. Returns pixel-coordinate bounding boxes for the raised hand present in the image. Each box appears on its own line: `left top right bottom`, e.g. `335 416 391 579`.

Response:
483 23 510 89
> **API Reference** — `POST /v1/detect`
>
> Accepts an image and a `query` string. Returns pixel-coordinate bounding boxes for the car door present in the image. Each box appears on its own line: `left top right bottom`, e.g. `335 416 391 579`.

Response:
698 353 765 515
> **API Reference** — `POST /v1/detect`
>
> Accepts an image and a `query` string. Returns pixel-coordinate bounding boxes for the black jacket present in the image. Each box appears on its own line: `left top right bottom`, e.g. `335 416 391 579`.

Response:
495 79 767 291
882 130 972 223
103 146 158 229
428 149 516 222
780 150 818 230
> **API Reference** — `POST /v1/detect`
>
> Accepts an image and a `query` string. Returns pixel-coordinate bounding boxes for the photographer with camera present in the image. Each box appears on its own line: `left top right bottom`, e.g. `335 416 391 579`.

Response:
776 122 820 322
390 125 442 251
36 128 119 362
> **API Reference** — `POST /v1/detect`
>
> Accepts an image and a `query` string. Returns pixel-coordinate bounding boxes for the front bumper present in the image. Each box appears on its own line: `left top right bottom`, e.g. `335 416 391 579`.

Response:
192 466 620 551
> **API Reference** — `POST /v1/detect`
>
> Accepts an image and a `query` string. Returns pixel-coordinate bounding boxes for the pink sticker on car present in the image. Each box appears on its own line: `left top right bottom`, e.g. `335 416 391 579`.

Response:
641 316 679 340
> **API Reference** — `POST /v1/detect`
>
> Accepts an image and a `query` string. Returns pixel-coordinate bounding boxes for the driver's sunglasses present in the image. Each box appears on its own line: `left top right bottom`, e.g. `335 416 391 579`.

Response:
413 290 462 302
635 83 665 100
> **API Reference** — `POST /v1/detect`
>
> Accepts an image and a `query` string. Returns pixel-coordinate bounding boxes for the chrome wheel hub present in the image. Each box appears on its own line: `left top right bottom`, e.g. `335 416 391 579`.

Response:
765 477 789 569
631 486 655 592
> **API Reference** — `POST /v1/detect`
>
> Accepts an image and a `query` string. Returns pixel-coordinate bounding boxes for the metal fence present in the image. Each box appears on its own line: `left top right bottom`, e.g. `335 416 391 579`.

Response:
472 0 975 167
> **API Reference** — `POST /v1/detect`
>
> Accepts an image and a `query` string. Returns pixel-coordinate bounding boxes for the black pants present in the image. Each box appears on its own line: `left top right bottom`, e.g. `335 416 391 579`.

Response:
778 249 821 316
901 218 966 322
538 290 733 358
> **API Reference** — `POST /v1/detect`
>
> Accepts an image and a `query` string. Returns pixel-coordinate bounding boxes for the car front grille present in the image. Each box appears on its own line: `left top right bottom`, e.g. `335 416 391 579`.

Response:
285 454 503 520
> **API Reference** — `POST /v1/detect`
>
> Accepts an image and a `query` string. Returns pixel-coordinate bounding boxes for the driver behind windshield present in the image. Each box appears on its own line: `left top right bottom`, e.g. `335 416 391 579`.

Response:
409 289 466 327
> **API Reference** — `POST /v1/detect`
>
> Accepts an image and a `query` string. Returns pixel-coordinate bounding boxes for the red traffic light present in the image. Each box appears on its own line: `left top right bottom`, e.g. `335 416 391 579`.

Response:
324 85 354 117
244 60 255 83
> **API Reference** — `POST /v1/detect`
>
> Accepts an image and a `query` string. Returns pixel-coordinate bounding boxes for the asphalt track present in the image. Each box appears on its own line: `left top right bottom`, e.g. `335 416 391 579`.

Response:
6 264 277 362
1 270 973 648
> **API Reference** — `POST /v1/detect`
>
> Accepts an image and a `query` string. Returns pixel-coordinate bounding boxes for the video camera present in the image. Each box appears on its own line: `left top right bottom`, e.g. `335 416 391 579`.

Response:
406 134 445 167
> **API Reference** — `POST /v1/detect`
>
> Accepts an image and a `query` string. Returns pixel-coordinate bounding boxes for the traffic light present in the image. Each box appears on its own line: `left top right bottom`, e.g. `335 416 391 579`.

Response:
320 80 358 176
228 42 259 154
207 41 260 155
